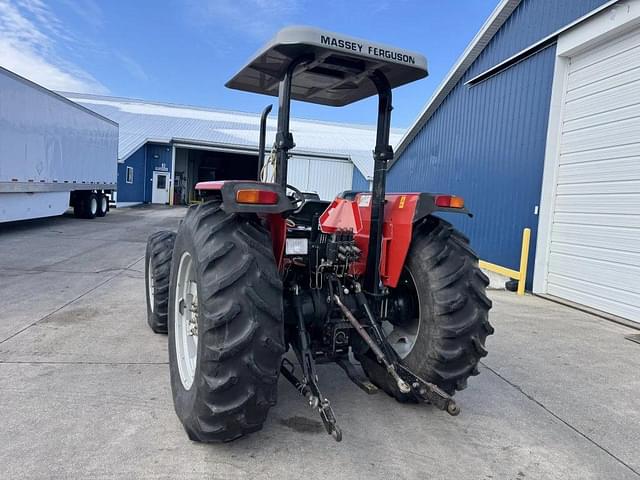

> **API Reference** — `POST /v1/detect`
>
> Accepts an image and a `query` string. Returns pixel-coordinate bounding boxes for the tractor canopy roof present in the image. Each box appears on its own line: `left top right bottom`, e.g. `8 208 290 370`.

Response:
226 26 428 107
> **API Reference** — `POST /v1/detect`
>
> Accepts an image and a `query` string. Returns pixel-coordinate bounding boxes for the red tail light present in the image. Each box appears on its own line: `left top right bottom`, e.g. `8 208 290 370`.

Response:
435 195 464 208
235 189 279 205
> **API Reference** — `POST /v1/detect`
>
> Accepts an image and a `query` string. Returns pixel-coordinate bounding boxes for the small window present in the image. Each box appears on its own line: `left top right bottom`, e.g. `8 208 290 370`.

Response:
126 166 134 184
156 174 166 189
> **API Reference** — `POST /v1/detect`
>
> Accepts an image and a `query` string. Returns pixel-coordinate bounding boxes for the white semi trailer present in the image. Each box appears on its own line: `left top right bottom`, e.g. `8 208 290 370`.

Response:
0 66 118 223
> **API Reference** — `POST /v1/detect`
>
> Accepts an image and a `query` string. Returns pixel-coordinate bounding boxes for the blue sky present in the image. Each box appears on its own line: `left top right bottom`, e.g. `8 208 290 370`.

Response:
0 0 499 128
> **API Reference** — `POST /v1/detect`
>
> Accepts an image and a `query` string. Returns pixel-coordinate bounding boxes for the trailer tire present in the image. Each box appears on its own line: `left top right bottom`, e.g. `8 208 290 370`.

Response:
168 201 284 442
74 192 98 219
145 230 176 334
96 193 108 217
357 216 493 401
73 198 83 218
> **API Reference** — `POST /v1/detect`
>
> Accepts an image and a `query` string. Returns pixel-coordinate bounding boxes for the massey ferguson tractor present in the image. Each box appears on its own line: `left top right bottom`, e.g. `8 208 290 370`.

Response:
145 27 493 442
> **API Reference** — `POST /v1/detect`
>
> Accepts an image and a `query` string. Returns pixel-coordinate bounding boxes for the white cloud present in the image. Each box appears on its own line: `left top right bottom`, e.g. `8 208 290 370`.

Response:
59 0 104 30
186 0 302 39
0 0 108 93
115 52 148 82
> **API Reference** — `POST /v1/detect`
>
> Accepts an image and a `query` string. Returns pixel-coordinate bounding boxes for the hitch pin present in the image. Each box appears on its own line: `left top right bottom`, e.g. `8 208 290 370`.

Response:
333 294 411 394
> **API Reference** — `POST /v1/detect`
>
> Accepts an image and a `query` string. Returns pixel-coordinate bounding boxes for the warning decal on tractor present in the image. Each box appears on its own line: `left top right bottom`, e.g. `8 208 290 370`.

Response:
358 194 371 207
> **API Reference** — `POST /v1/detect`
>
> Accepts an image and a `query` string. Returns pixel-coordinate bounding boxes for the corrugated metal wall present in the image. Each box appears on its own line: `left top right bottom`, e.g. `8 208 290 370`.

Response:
388 0 608 286
117 147 145 202
352 168 370 192
470 0 608 76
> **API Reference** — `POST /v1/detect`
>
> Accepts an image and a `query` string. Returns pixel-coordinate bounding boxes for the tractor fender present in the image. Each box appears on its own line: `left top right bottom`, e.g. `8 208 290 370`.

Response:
319 193 470 288
195 180 289 267
195 180 294 214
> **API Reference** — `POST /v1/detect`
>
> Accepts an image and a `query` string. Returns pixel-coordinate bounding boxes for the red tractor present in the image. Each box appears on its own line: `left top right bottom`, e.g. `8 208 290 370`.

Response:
145 27 492 442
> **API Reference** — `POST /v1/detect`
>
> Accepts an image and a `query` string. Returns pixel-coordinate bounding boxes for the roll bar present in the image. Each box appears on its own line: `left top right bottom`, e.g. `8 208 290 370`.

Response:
273 57 393 295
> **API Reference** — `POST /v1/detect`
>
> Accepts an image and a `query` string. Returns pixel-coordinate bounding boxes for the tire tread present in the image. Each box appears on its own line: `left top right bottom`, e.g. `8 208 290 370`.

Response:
358 215 493 399
169 201 283 443
145 230 176 333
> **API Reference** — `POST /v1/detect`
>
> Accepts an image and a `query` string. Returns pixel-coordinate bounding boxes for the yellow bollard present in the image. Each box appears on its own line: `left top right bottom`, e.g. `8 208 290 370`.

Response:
478 227 532 296
517 228 531 296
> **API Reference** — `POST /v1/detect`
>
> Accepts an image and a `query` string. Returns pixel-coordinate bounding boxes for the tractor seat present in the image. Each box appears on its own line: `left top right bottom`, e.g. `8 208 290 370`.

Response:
289 198 331 227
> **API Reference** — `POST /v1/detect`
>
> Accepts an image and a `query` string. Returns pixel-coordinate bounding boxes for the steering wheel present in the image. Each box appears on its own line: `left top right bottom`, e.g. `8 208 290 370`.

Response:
286 184 306 214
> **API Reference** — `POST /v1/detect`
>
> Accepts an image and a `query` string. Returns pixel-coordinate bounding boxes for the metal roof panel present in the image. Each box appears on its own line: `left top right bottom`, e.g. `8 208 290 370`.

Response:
60 93 402 180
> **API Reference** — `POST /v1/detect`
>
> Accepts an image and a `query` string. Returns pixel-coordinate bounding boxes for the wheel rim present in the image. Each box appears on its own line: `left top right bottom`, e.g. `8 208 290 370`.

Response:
382 267 421 359
147 257 155 313
174 251 199 390
101 196 107 213
90 197 97 215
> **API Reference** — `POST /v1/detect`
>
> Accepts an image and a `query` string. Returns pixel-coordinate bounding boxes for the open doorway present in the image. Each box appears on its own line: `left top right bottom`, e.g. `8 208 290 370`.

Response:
173 147 258 205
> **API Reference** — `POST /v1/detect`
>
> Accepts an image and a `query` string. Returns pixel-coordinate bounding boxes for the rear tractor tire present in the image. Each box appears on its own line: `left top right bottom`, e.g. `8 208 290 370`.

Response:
357 216 493 402
168 201 284 442
145 230 176 334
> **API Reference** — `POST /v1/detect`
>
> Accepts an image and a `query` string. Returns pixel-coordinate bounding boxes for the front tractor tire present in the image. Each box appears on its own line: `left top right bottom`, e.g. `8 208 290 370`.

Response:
145 230 176 334
358 216 493 401
168 201 284 442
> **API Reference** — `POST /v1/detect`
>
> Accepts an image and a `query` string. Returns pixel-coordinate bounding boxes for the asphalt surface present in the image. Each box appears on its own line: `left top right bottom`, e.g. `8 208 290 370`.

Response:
1 206 638 480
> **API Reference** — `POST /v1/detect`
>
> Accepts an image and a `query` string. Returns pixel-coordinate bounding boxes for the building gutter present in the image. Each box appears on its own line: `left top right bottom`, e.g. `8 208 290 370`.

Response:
465 0 621 86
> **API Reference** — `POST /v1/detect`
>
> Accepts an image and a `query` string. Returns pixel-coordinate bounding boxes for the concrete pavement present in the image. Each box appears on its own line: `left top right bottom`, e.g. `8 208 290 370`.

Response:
1 206 638 479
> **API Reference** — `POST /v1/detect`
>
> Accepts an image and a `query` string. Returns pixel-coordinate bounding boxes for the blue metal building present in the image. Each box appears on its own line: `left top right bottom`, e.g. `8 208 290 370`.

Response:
115 143 173 204
388 0 640 323
388 0 610 286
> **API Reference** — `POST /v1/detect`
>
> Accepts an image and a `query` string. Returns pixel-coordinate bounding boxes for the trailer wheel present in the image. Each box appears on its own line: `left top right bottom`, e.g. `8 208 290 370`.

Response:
357 216 493 401
145 230 176 334
96 193 108 217
73 197 83 218
74 192 98 219
86 193 98 219
168 201 284 442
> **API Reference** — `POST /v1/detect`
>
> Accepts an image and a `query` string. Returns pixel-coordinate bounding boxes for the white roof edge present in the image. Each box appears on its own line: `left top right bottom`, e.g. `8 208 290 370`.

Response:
172 138 351 161
464 0 621 85
119 137 352 163
391 0 521 165
119 137 169 162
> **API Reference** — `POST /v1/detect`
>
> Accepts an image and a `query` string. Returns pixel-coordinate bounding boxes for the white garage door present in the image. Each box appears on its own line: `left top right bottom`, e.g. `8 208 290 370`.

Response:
545 26 640 322
285 156 354 200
